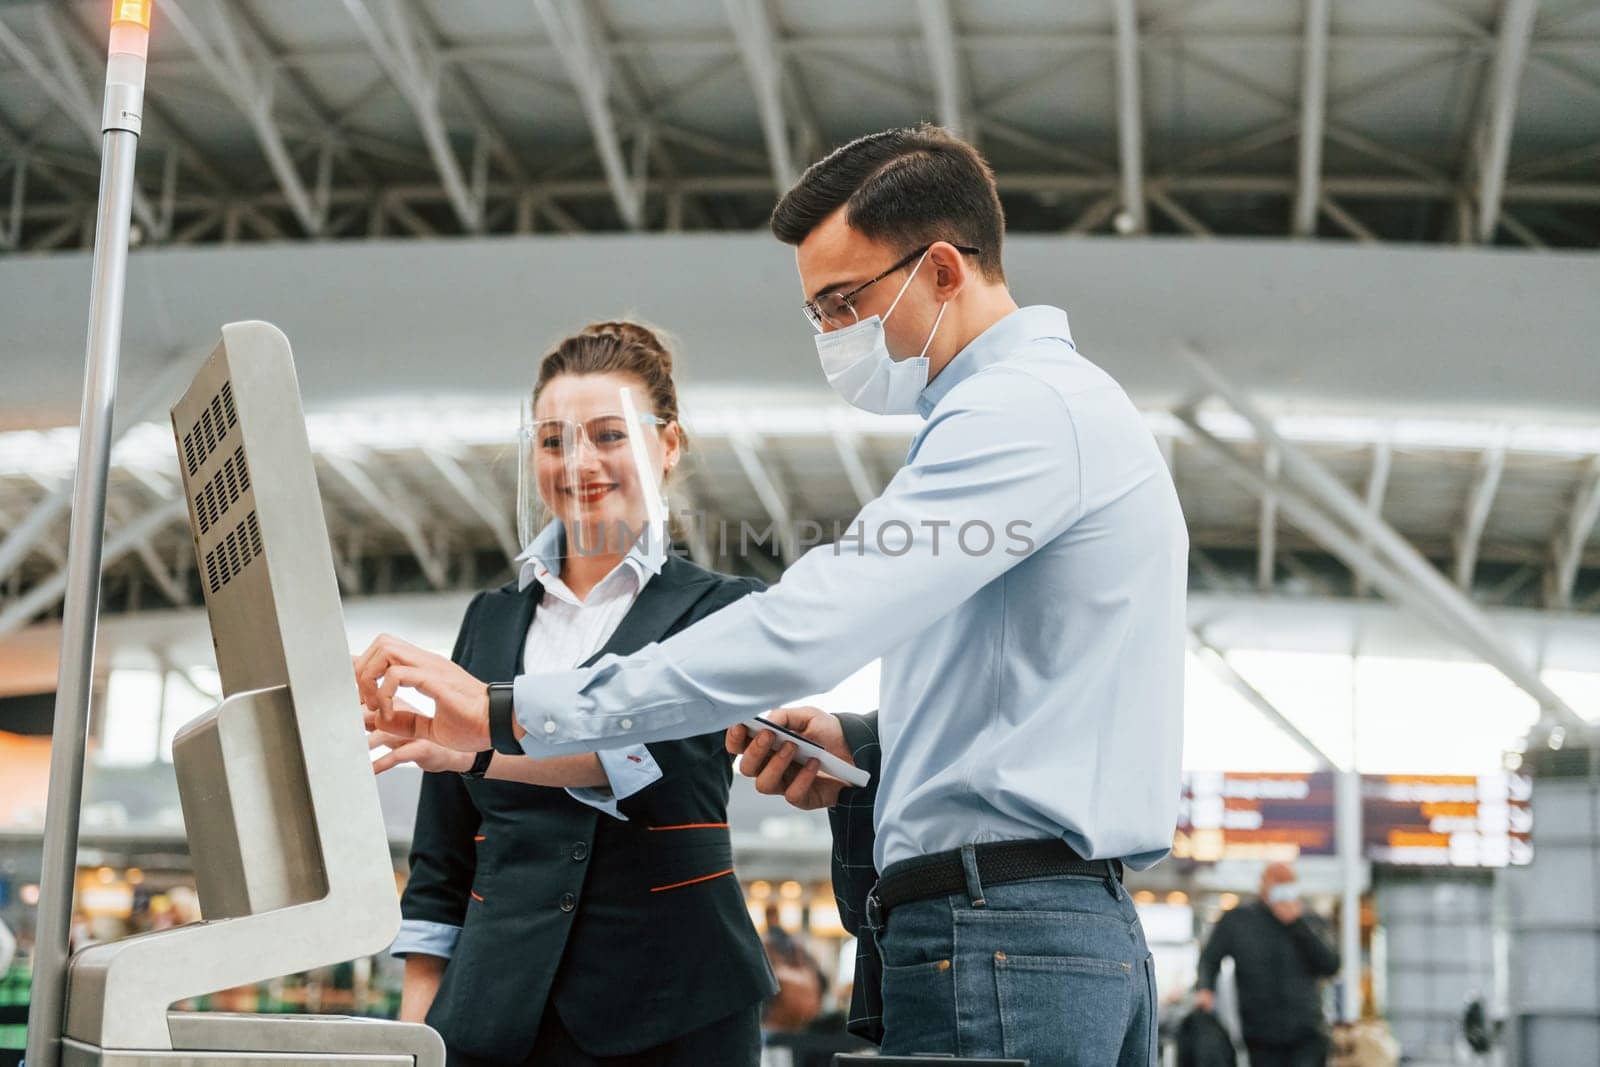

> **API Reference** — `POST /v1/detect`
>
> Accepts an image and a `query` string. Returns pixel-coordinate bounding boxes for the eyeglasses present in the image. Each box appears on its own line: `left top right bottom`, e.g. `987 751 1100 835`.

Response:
802 242 982 332
522 413 663 455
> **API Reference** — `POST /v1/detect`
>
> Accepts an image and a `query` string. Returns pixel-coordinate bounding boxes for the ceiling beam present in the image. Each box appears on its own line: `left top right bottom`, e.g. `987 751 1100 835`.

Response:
1455 444 1506 590
0 12 162 236
118 471 191 606
1185 350 1585 731
1149 190 1212 237
727 429 797 565
1497 209 1547 250
534 0 645 229
1065 194 1120 235
1352 440 1392 597
163 1 324 236
1178 47 1457 189
668 479 716 569
0 354 199 585
1178 411 1588 735
1475 0 1538 243
1258 448 1279 590
722 0 800 191
1547 455 1600 609
420 448 519 565
917 0 972 141
1158 49 1461 185
1292 0 1331 236
1190 629 1339 769
339 0 484 233
1317 195 1379 242
1513 137 1600 182
53 2 238 198
0 499 187 642
1111 0 1147 234
831 425 880 510
324 452 448 589
2 157 24 251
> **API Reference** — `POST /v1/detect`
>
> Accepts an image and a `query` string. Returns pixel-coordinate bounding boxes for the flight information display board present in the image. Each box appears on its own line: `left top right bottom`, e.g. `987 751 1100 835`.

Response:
1174 772 1338 863
1363 773 1532 868
1172 771 1532 867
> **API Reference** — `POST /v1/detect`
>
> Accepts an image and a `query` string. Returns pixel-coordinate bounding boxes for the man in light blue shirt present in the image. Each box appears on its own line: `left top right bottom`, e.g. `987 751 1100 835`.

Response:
358 125 1186 1066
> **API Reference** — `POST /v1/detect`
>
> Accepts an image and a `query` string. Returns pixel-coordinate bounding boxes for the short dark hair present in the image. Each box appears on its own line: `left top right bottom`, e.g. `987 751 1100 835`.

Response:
770 124 1006 282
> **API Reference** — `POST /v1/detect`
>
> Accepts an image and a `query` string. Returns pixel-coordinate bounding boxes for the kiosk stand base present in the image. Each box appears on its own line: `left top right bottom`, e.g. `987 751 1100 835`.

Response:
62 1013 443 1067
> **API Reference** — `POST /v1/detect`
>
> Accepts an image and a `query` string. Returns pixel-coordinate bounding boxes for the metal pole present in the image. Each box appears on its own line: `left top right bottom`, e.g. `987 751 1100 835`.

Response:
25 7 151 1067
1336 764 1364 1023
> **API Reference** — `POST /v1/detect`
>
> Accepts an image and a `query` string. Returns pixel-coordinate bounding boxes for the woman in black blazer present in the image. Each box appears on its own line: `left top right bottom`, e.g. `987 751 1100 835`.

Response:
366 321 776 1066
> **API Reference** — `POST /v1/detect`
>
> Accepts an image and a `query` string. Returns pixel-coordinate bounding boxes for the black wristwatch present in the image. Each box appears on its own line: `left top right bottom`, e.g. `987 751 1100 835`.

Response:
487 682 522 755
459 749 494 779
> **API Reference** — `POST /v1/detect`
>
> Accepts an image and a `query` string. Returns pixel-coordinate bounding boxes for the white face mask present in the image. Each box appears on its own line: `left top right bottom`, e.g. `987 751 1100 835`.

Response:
813 250 948 415
1267 882 1301 905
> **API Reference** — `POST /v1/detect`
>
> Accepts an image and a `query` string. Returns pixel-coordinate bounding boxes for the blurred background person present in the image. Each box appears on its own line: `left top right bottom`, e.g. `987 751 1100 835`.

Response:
1195 862 1340 1067
760 902 828 1035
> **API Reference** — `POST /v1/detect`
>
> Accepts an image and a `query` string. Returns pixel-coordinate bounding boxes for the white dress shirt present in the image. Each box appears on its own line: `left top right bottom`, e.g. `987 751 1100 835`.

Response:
518 526 667 817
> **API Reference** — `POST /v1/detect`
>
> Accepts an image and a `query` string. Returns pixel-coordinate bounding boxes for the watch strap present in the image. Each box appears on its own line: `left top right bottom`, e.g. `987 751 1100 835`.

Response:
487 682 521 755
460 749 494 779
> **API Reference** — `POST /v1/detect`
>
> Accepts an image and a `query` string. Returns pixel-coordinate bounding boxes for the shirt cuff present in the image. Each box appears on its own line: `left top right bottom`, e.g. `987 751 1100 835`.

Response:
512 663 699 756
391 919 461 959
513 669 590 755
566 745 663 821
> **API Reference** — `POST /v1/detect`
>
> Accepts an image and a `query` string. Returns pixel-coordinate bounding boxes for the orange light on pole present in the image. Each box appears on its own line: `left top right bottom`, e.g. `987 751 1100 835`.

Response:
113 0 152 29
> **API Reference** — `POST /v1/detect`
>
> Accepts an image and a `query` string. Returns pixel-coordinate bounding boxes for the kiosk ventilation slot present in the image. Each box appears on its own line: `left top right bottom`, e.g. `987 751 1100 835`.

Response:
203 511 263 595
192 446 252 536
181 382 240 477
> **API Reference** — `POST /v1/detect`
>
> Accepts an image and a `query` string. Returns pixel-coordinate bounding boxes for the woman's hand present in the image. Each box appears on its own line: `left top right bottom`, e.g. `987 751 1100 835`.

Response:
365 702 475 775
353 635 495 753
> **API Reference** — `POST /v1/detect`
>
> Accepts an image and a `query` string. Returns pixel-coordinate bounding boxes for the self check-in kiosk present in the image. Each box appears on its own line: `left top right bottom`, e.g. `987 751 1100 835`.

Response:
57 322 443 1067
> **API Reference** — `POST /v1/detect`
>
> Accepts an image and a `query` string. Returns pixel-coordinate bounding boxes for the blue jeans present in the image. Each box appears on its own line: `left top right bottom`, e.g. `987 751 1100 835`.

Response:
871 853 1156 1067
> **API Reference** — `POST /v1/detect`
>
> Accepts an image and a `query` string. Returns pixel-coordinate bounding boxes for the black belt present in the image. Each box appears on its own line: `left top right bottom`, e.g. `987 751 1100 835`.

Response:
873 839 1122 918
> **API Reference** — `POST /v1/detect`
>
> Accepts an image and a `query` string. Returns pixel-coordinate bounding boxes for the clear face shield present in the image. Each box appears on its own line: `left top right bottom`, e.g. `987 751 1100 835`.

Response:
516 379 671 573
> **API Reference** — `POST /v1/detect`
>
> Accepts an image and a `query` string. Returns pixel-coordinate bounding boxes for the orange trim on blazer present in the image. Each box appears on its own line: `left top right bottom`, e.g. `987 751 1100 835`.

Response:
650 868 735 893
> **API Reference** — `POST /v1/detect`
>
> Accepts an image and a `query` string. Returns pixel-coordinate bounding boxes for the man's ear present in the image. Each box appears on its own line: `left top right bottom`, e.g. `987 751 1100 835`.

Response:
927 241 970 301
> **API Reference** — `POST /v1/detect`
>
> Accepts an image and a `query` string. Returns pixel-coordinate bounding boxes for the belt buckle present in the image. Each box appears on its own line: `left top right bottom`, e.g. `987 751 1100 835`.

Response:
865 887 885 933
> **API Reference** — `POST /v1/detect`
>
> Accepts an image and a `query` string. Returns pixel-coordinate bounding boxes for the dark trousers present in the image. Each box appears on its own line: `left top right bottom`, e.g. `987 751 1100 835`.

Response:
871 852 1156 1067
1244 1034 1329 1067
447 1001 761 1067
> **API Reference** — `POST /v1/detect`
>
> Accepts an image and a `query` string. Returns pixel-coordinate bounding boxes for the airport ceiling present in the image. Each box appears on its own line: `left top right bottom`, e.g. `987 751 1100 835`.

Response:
2 396 1598 644
0 1 1596 658
0 0 1598 252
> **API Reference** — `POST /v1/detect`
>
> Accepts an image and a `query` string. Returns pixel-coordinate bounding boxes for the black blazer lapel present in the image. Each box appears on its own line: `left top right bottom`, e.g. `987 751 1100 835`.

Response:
472 554 716 679
473 583 541 678
580 554 718 669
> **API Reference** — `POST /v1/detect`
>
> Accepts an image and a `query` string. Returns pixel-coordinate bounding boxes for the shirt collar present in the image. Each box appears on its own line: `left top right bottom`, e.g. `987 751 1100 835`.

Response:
515 520 668 597
916 304 1075 418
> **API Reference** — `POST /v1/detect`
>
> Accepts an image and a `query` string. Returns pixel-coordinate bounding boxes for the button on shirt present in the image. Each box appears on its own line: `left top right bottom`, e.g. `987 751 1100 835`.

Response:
390 525 665 959
513 305 1188 873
